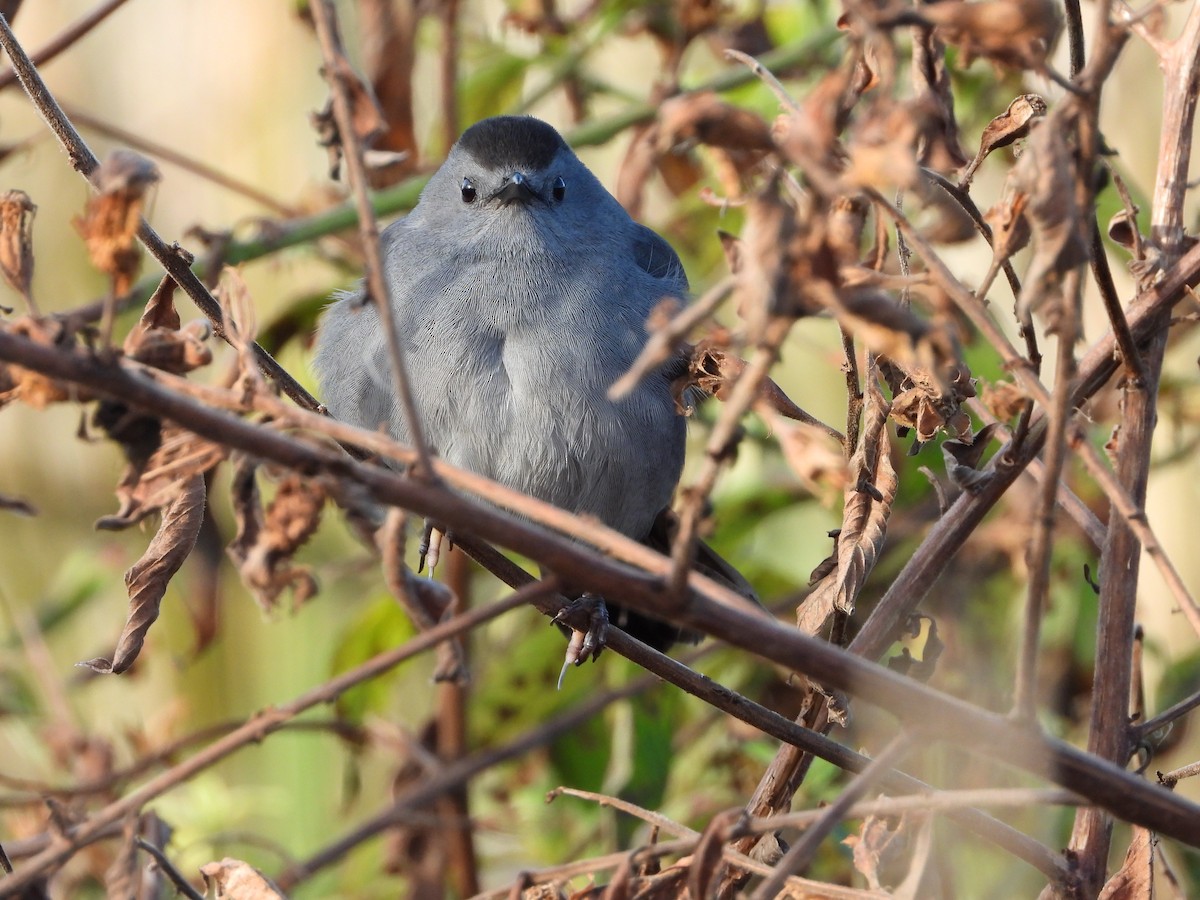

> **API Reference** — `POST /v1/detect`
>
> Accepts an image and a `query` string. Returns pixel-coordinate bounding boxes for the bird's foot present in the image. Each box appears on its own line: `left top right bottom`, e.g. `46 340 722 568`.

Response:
553 593 609 689
418 521 445 573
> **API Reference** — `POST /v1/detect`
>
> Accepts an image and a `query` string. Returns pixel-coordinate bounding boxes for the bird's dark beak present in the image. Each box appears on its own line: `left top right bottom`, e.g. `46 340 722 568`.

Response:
492 171 541 206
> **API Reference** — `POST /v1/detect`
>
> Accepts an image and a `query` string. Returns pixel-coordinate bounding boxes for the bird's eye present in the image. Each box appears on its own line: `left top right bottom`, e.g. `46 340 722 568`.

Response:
460 178 477 203
551 176 566 202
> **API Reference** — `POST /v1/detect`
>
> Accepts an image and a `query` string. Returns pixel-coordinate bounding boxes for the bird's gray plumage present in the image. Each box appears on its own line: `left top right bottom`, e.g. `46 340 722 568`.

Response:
314 116 689 543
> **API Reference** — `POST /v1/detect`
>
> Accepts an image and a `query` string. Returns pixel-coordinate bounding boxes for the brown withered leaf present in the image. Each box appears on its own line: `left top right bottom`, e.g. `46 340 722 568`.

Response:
199 858 287 900
358 0 419 186
655 92 775 155
759 405 849 506
227 457 323 612
96 419 226 529
615 122 660 217
843 99 924 192
675 343 829 434
923 0 1062 70
641 93 774 204
798 377 896 636
657 149 705 197
828 195 868 265
0 316 81 408
216 266 267 398
833 289 928 363
960 93 1047 188
911 21 970 172
0 189 36 312
843 810 918 892
984 172 1030 245
772 66 854 176
1098 826 1153 900
890 371 974 444
81 473 205 674
736 184 840 337
942 422 1001 492
123 277 212 374
313 50 387 181
981 378 1030 420
1008 117 1088 324
917 180 978 244
687 812 733 900
73 150 160 293
1107 207 1142 254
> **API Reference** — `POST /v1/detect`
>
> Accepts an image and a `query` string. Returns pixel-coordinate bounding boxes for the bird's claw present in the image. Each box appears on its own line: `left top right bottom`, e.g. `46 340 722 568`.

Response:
554 593 609 689
418 521 445 573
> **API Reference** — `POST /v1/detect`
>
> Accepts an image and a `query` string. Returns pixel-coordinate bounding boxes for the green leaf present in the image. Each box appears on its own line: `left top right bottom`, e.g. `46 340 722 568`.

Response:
330 594 417 722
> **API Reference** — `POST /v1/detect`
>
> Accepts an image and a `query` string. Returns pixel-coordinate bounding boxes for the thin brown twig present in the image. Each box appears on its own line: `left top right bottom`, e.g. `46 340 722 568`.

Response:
275 665 673 889
0 719 361 806
133 838 204 900
1013 265 1082 720
0 0 131 92
309 0 435 479
1157 760 1200 789
1136 688 1200 740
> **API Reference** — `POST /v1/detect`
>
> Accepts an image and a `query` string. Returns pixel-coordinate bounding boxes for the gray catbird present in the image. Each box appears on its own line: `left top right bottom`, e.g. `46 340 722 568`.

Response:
315 115 751 664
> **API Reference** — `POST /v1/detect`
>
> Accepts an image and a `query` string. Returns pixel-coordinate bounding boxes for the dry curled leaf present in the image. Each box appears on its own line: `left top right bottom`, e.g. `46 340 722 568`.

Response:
843 810 915 892
1004 117 1089 324
734 185 841 337
759 405 849 506
1107 207 1142 254
95 418 226 529
216 266 267 398
674 342 824 430
942 422 1001 492
798 377 896 636
73 150 160 293
312 49 387 180
960 93 1048 188
922 0 1062 70
844 99 927 192
81 473 205 675
123 277 212 374
0 316 84 409
655 92 775 156
199 858 287 900
0 189 36 311
359 0 419 186
227 457 323 612
981 378 1030 421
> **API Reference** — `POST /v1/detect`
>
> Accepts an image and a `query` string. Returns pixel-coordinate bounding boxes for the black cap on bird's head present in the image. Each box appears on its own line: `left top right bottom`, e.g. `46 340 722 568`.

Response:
455 116 569 174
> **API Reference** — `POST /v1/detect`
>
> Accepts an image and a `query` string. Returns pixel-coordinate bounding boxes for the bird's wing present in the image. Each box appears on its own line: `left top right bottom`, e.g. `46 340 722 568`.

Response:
631 223 689 293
